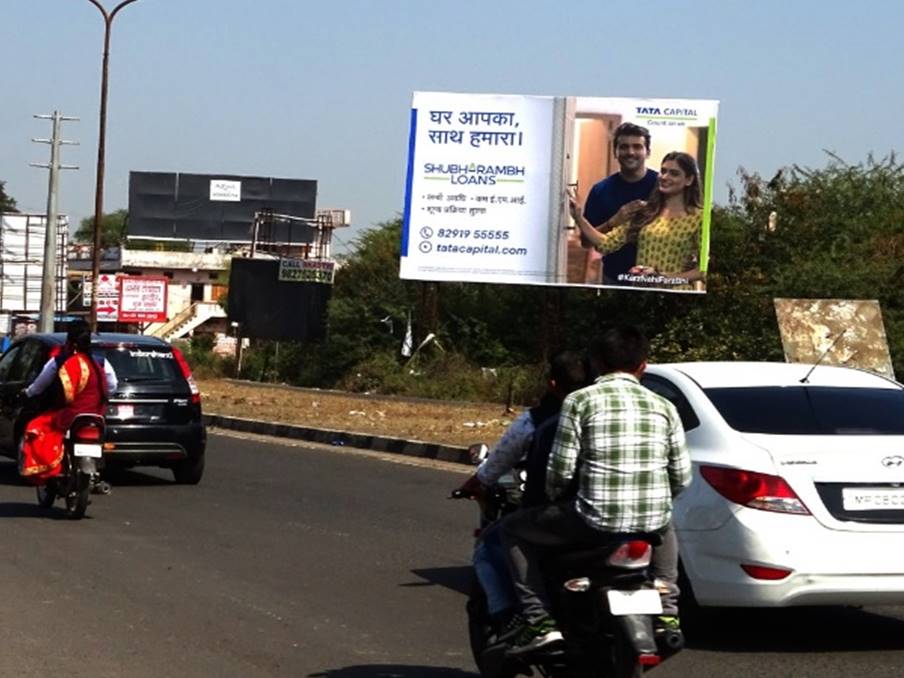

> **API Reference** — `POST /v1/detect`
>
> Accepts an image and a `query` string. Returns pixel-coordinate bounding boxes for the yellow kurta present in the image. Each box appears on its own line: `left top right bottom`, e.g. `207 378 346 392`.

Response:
595 212 701 287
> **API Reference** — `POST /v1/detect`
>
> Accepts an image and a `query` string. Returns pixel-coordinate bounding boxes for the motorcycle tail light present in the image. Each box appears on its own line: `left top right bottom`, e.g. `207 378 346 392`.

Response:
700 465 810 515
606 540 652 568
73 424 102 442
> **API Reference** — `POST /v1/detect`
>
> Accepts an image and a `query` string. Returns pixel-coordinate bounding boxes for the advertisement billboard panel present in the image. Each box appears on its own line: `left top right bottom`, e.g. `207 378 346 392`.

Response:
774 298 895 380
401 92 719 293
128 172 317 242
118 276 168 323
227 259 330 341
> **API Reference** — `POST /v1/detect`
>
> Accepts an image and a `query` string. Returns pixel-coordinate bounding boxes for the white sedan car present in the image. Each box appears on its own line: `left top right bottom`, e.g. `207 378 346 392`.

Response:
642 362 904 608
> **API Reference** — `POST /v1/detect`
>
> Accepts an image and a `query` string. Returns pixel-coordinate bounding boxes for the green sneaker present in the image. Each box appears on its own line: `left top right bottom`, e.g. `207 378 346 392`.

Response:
656 615 681 633
505 617 564 656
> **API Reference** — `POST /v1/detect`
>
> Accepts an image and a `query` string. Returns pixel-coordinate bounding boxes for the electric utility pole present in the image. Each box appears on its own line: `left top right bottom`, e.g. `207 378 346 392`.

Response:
31 111 79 332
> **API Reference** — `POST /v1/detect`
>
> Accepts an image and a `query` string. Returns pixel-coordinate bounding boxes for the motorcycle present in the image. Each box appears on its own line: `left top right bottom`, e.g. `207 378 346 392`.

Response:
35 413 106 519
453 444 681 678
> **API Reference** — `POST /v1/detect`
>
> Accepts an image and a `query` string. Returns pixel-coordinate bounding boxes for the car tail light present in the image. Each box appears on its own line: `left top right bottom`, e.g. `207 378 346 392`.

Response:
171 347 200 405
700 465 810 515
741 564 792 580
73 423 102 442
606 540 653 568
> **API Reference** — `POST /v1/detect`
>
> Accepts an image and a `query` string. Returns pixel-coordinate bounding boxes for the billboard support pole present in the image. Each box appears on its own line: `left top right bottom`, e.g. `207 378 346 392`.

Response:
250 212 261 258
236 326 245 376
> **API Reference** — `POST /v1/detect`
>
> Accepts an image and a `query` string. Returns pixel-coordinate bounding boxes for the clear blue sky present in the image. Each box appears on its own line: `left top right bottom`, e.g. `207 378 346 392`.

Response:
2 0 902 253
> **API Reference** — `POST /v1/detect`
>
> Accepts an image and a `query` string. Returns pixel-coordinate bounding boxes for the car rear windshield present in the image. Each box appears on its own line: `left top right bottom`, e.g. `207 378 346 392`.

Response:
704 386 904 435
101 345 183 384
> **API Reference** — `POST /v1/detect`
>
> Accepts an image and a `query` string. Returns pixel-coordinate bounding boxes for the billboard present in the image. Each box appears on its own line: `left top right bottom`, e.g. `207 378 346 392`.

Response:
227 258 331 341
118 276 169 323
774 298 895 380
128 172 318 242
400 92 719 293
95 273 120 322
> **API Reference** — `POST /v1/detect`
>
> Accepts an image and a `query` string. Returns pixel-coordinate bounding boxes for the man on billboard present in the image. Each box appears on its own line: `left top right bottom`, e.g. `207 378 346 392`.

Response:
581 123 658 285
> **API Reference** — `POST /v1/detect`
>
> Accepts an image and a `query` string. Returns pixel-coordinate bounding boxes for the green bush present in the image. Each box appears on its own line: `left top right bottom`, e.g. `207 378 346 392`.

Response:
175 335 229 379
332 349 546 405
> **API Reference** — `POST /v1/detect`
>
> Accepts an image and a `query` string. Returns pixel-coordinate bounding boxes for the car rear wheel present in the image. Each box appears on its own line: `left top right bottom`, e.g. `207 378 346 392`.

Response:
172 451 205 485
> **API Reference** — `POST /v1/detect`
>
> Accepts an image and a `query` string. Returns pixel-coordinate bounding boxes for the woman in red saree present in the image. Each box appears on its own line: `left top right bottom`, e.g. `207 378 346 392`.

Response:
19 327 109 483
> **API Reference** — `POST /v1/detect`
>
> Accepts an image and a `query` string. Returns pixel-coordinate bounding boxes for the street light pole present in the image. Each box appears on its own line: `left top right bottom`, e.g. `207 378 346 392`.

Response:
86 0 140 331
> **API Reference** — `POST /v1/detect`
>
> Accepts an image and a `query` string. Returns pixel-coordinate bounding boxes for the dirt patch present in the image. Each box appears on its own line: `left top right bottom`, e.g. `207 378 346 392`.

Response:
199 378 519 447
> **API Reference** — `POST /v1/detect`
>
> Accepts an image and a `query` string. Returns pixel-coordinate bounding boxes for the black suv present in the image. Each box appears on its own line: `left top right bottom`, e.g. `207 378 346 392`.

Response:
0 333 206 484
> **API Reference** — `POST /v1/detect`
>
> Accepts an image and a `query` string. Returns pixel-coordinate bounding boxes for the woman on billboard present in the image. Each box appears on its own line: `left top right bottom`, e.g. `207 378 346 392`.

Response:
569 151 704 290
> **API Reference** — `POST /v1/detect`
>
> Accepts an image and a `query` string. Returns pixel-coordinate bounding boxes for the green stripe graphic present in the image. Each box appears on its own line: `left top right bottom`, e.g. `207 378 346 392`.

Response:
699 117 717 275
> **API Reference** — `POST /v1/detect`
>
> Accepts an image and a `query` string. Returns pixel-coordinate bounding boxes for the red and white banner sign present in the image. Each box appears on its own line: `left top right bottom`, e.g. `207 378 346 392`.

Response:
96 273 119 297
95 273 121 322
118 276 169 323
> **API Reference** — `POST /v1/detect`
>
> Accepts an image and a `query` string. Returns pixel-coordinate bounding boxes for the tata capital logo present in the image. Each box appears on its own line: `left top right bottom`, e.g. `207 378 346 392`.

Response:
881 455 904 468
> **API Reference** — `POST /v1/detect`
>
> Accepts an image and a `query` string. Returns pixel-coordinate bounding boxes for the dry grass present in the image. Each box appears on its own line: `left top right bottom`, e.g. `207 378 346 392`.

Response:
199 378 519 446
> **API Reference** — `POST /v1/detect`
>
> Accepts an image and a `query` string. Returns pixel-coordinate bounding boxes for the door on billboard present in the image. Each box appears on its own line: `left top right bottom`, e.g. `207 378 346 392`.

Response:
569 113 621 284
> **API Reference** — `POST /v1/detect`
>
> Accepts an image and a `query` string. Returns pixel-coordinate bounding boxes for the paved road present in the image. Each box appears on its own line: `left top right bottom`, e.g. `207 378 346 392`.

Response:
1 432 904 677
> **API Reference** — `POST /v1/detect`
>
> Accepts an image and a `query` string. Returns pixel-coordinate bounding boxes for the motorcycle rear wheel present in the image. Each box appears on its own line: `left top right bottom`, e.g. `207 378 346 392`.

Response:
610 627 643 678
467 576 520 678
64 472 90 520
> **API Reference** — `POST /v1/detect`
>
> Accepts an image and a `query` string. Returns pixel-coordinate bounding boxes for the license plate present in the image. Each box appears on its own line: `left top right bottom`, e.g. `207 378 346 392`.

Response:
606 589 662 616
842 487 904 511
73 444 102 458
117 404 134 419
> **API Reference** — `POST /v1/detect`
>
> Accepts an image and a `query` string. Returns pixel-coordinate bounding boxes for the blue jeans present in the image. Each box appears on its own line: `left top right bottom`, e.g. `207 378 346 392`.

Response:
474 522 516 616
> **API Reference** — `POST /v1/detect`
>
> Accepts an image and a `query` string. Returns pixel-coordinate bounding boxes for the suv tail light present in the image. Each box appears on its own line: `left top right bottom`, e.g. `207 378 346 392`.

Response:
171 347 201 405
700 465 810 515
606 540 653 568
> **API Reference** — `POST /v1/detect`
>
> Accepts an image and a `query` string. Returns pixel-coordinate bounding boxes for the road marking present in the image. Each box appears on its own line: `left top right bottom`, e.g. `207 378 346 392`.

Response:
209 428 472 474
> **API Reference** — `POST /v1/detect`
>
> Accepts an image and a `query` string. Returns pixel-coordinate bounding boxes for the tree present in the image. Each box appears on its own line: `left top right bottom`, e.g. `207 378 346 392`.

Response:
0 180 18 213
75 209 128 248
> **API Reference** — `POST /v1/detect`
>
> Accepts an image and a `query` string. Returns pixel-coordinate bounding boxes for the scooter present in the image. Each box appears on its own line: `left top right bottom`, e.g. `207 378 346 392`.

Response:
35 413 106 519
453 444 674 678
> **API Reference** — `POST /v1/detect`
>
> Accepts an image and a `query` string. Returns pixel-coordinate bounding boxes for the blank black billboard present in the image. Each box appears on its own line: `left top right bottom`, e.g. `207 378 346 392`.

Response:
227 258 330 341
128 171 317 242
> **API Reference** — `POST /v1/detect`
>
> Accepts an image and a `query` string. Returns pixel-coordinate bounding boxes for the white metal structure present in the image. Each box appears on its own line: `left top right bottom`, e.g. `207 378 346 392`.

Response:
0 213 69 324
643 362 904 608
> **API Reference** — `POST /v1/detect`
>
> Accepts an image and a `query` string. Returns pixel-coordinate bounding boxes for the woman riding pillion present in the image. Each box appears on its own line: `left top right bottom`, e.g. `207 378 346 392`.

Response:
19 323 117 491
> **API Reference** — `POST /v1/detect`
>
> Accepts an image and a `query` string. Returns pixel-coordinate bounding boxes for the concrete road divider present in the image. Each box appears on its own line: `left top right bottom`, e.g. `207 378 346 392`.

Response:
203 413 471 465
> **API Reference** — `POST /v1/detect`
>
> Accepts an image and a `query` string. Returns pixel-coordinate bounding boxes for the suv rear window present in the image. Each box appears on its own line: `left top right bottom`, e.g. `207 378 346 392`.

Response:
102 346 183 384
704 386 904 435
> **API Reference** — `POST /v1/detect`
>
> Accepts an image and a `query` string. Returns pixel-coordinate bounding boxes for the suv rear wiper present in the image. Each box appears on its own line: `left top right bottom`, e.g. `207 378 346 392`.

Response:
121 376 167 383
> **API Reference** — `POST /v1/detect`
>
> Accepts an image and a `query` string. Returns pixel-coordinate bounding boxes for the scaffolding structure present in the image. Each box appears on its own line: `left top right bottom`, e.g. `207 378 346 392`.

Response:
248 208 338 260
